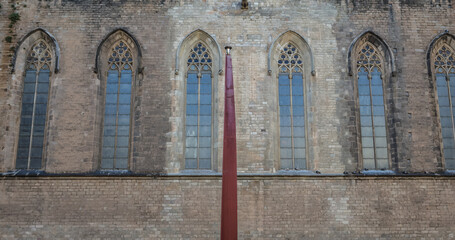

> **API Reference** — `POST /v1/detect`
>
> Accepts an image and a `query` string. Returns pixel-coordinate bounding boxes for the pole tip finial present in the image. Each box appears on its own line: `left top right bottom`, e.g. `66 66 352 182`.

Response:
225 46 232 55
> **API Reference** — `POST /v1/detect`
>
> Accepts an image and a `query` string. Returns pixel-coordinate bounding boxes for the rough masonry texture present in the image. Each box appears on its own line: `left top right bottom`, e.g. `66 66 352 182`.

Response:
0 0 455 239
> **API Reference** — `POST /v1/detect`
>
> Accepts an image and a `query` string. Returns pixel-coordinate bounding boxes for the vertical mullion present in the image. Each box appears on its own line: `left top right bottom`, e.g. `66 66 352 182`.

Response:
446 76 455 147
27 71 40 169
368 73 377 169
289 74 295 168
197 73 201 169
113 70 121 168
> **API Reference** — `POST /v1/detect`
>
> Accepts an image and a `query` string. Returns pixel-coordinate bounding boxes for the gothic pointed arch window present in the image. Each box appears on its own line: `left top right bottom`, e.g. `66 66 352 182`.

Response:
355 41 389 170
432 39 455 169
16 40 53 169
100 40 134 169
277 43 307 169
184 42 213 169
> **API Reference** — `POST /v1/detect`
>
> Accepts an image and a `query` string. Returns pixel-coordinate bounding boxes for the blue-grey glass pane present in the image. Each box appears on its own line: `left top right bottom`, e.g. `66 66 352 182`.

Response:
31 137 44 147
23 83 35 93
199 148 211 158
279 85 290 95
107 70 118 83
103 137 115 147
440 107 451 117
16 158 28 169
438 84 449 96
102 147 115 158
373 106 385 116
117 137 129 147
186 94 198 105
294 148 305 158
294 117 305 126
376 148 388 159
358 85 370 95
37 83 48 93
292 86 303 96
439 96 450 106
279 95 290 105
104 114 116 126
18 135 30 147
116 158 128 169
32 126 45 136
118 104 130 115
279 75 289 85
374 127 386 137
120 84 131 94
199 158 211 169
186 126 198 136
358 73 369 85
377 158 389 169
200 105 211 115
280 106 291 116
371 85 383 96
436 74 447 86
292 74 303 86
280 127 291 137
101 157 114 169
200 84 211 94
371 74 382 86
281 159 292 169
200 95 211 103
120 70 132 84
38 70 50 83
280 116 291 126
441 117 452 127
103 126 116 136
20 115 32 126
280 149 292 158
34 104 47 115
360 116 372 126
375 137 387 147
199 137 211 147
23 94 34 103
118 126 129 136
372 96 384 106
200 126 211 136
186 116 197 126
106 83 118 94
105 105 117 115
185 158 197 169
374 116 386 126
359 96 371 105
362 148 374 159
447 159 455 169
201 73 211 84
118 115 130 126
30 147 43 158
187 73 198 84
444 137 455 148
293 127 305 137
361 127 373 137
293 106 304 116
200 116 211 126
106 94 117 104
362 137 374 147
17 149 29 159
21 104 33 115
450 75 455 97
186 137 197 148
186 105 198 115
293 96 304 106
116 147 128 158
442 129 454 138
294 137 305 148
119 94 131 104
35 115 46 126
185 148 197 159
294 158 306 169
187 84 198 94
29 158 41 169
363 158 375 169
24 70 36 83
280 137 291 147
36 94 48 104
19 125 31 135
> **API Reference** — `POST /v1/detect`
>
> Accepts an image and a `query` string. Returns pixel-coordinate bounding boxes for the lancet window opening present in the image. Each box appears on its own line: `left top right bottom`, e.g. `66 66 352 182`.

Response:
184 42 213 169
16 40 52 169
278 43 306 169
356 42 389 169
434 43 455 169
100 40 134 169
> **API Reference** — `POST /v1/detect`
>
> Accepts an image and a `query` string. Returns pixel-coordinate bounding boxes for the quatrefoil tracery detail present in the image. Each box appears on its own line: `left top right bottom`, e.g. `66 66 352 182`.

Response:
108 41 134 71
187 42 212 73
356 43 383 74
27 40 52 71
278 43 304 74
434 44 455 75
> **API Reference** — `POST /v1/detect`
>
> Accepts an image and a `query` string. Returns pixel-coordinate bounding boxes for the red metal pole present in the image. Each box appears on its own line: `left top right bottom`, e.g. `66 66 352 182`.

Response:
221 46 238 240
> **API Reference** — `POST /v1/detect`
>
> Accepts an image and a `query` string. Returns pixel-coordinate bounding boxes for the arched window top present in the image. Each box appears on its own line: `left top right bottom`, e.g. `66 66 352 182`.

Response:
278 43 304 74
268 30 315 76
348 31 395 77
108 40 134 71
176 29 222 75
434 44 455 75
187 42 212 73
27 40 52 71
356 42 384 74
